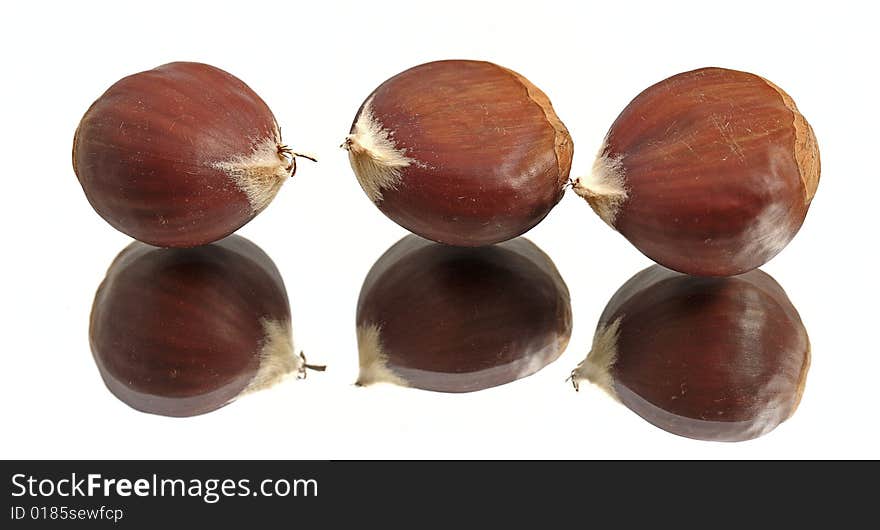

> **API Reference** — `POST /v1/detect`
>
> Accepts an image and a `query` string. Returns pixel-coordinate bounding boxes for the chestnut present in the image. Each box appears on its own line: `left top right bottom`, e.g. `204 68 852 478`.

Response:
90 235 312 417
571 265 810 442
73 62 313 247
356 235 572 392
573 67 820 276
342 60 573 247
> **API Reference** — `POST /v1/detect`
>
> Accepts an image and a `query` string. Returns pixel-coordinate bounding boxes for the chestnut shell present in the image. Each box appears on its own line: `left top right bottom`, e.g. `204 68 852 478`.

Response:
74 62 290 247
90 235 295 417
576 67 820 276
345 60 573 247
573 265 810 442
356 235 572 392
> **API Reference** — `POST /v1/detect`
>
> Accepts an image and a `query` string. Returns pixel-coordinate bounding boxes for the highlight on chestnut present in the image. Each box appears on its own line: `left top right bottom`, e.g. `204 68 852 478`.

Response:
573 67 820 276
73 61 314 248
343 60 573 247
355 235 572 392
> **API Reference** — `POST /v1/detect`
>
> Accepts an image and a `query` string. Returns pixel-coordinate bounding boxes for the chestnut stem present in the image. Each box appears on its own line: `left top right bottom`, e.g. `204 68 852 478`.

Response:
292 151 318 163
297 351 326 379
566 371 580 391
278 145 318 175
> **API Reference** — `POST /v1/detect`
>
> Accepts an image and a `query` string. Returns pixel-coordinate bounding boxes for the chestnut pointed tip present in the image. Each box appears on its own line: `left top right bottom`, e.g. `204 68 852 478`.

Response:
295 351 327 380
566 372 580 392
212 137 292 213
241 319 301 395
346 99 416 204
284 148 318 164
278 147 318 179
354 323 410 388
570 317 621 400
571 143 628 228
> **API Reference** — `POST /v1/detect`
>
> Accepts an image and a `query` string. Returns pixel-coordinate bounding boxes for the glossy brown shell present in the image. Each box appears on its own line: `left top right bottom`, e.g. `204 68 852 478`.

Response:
356 235 572 392
350 60 573 246
74 62 281 247
605 67 819 276
596 265 810 441
90 235 290 416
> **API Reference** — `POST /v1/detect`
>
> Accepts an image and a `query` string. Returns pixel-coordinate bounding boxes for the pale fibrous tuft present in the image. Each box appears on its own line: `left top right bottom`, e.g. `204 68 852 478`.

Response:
355 323 408 387
212 132 290 213
572 140 629 227
343 98 416 203
241 318 302 395
570 317 622 400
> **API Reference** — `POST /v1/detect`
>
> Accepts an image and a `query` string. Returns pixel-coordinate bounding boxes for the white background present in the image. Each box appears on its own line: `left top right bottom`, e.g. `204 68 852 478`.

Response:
1 0 877 459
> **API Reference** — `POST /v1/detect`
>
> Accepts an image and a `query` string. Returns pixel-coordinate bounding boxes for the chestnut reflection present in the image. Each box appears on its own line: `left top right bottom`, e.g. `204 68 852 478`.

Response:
90 235 303 417
571 265 810 442
356 235 572 392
